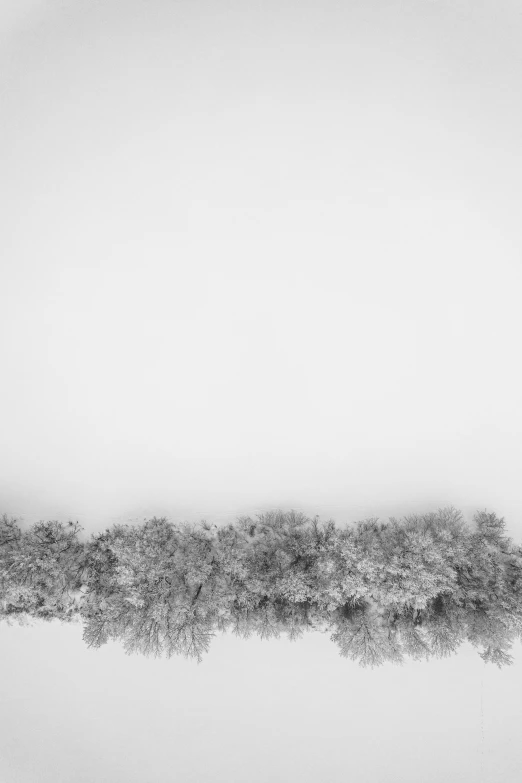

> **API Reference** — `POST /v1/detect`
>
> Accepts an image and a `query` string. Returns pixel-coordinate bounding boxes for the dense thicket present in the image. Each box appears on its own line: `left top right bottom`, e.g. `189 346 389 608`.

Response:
1 507 521 667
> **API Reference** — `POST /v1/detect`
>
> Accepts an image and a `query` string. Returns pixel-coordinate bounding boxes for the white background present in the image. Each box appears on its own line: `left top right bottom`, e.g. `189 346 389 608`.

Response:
1 1 522 781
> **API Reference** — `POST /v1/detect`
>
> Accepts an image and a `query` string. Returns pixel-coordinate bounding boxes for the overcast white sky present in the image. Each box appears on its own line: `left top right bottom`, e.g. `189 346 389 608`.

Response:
1 0 522 781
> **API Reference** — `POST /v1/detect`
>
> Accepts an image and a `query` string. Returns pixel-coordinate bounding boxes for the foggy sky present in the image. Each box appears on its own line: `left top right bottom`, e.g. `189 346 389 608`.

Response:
2 0 522 531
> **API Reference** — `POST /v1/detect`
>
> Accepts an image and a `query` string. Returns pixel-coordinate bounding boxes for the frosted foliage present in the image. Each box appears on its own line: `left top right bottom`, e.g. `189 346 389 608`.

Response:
0 516 85 623
1 508 521 667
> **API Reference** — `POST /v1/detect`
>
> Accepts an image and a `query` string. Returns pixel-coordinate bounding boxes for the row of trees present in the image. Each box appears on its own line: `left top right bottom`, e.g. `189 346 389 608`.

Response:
1 507 521 667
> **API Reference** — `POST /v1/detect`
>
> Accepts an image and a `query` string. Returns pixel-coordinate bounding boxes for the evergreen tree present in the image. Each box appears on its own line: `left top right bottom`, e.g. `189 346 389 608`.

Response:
0 514 86 624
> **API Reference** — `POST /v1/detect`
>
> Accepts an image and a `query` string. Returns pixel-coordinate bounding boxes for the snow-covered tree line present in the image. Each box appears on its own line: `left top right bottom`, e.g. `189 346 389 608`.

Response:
1 507 521 667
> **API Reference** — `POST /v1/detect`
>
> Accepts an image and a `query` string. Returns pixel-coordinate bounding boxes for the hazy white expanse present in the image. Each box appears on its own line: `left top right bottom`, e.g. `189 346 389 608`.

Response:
1 1 522 781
